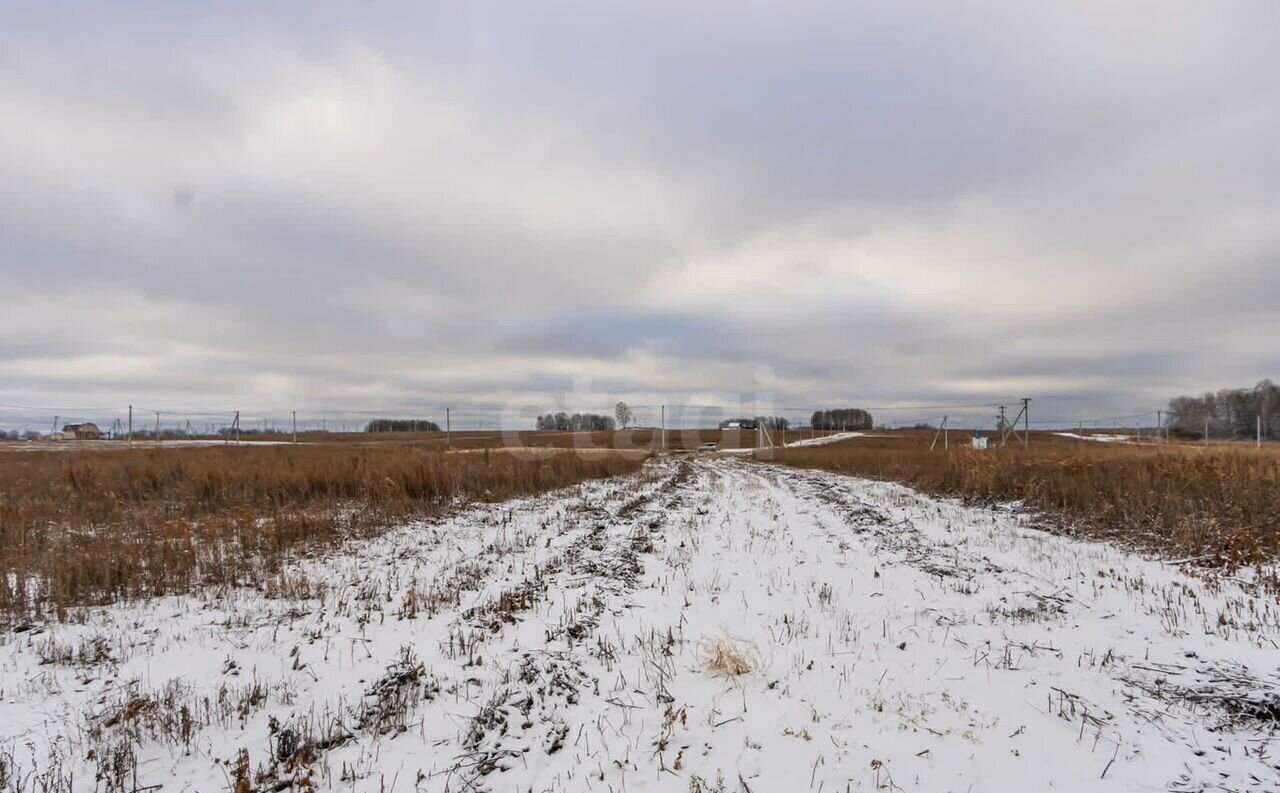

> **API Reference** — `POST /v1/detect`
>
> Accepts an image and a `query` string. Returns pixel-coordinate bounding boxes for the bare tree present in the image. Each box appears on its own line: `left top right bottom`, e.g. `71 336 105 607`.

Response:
1167 380 1280 440
810 408 873 431
535 413 614 431
615 401 633 430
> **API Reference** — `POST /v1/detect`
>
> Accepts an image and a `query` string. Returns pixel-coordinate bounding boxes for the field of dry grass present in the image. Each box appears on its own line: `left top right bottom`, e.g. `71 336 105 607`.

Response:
0 443 645 626
760 430 1280 572
8 426 1276 629
0 426 781 453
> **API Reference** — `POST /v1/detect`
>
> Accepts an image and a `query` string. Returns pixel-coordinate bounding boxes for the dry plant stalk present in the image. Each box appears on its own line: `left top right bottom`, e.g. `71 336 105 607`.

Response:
699 636 756 677
0 444 645 625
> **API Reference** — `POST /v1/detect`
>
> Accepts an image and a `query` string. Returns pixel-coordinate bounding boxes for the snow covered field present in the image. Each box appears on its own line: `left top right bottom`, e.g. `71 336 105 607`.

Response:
1052 433 1134 443
3 456 1278 791
784 431 867 448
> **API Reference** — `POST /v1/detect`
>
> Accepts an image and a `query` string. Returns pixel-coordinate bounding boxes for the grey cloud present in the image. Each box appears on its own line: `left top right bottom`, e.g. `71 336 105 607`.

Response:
1 2 1278 425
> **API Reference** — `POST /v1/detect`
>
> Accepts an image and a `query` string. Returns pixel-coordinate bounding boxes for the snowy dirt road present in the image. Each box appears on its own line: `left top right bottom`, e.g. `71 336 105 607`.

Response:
3 456 1278 791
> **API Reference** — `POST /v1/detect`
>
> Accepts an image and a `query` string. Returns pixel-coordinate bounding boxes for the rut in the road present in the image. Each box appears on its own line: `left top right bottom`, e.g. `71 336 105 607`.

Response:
441 459 694 788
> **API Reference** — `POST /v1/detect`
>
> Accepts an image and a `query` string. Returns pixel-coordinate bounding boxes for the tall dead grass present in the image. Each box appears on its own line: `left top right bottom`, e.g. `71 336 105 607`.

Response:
764 433 1280 567
0 444 644 625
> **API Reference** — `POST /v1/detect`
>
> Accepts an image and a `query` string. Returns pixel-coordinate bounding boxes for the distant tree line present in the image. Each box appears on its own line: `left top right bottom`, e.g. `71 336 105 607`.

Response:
3 430 50 440
216 427 284 437
1167 380 1279 440
365 419 442 433
811 408 873 431
535 413 616 431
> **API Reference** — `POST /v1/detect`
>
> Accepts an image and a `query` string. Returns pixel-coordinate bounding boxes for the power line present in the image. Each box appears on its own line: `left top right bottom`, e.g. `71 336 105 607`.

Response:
0 402 127 412
1028 411 1156 425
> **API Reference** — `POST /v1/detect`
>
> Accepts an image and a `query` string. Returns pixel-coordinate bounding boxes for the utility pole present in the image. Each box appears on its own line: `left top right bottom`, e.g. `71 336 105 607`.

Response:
292 411 297 444
930 415 949 452
1157 410 1162 444
1023 398 1030 449
128 405 133 447
1204 415 1209 446
446 407 451 449
52 415 58 437
1258 415 1262 448
155 412 161 445
660 405 666 451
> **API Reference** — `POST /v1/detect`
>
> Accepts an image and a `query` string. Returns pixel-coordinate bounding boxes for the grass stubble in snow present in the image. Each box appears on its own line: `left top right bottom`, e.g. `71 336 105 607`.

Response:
1 456 1278 791
763 433 1280 573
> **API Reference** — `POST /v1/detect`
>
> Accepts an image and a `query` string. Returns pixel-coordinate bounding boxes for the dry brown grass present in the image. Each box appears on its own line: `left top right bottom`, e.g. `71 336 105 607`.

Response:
761 431 1280 568
0 443 645 626
698 636 757 677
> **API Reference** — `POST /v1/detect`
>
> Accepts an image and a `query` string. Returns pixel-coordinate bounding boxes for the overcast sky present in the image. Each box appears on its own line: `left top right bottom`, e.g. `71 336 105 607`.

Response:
2 2 1277 428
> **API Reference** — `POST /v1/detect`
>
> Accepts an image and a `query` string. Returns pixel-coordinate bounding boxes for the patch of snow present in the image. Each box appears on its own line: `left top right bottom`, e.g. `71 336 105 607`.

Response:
1054 432 1133 443
784 431 866 447
2 457 1277 791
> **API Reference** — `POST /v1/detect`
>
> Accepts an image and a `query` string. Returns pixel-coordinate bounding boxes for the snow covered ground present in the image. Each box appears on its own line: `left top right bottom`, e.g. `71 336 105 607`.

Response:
784 431 866 447
3 456 1278 791
1053 432 1134 443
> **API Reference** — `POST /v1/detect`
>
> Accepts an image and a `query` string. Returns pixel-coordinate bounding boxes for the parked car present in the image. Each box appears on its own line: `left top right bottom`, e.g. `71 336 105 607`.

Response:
698 442 719 452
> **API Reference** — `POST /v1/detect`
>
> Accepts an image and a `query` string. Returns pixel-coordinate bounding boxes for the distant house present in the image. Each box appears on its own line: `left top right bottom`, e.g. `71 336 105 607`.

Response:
61 422 102 440
718 418 759 430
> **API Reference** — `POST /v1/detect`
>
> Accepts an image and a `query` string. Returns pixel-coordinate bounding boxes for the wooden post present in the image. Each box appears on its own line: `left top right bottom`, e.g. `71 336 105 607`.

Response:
1022 398 1030 449
446 407 452 449
292 411 297 444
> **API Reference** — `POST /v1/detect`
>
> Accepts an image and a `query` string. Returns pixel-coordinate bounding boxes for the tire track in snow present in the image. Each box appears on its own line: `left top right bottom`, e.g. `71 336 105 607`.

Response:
3 456 1278 791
